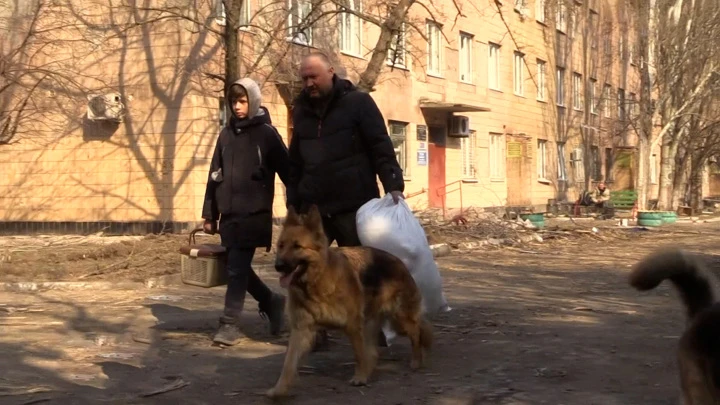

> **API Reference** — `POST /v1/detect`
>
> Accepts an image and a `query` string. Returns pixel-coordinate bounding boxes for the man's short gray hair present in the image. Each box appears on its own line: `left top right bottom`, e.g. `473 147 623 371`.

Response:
302 52 333 68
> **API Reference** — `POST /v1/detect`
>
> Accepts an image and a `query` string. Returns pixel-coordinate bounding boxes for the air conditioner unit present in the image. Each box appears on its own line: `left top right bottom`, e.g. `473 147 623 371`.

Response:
87 92 125 122
448 115 470 137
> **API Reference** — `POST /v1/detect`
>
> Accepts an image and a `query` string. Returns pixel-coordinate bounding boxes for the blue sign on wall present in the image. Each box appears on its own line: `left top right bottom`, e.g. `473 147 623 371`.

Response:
417 150 428 166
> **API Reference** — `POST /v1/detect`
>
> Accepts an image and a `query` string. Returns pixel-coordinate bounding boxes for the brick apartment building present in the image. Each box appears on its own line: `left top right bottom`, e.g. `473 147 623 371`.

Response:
0 0 652 233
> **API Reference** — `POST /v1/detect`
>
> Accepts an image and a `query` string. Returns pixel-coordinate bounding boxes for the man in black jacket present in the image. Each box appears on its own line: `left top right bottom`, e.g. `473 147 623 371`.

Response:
286 53 405 349
286 53 405 246
202 78 290 346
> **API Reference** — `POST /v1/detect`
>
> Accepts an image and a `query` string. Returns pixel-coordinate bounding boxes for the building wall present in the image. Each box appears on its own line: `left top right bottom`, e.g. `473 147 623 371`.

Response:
258 0 644 215
0 2 224 224
1 0 645 229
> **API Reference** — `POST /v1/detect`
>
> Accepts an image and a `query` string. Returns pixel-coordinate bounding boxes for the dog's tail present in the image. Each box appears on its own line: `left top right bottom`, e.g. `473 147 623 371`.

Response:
419 318 434 350
629 248 714 320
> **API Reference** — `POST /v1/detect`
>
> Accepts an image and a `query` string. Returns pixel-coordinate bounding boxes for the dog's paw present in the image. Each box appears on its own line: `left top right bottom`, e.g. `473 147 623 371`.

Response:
265 387 288 399
349 375 368 386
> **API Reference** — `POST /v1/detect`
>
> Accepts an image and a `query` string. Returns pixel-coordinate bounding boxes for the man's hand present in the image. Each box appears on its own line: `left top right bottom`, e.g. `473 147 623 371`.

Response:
202 219 217 235
390 190 405 204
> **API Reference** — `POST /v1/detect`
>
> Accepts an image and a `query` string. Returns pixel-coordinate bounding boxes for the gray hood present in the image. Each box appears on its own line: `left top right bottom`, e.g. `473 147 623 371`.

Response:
228 77 262 119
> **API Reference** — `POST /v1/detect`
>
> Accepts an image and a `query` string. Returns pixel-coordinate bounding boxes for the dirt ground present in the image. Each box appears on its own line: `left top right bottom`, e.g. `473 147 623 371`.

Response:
2 218 720 404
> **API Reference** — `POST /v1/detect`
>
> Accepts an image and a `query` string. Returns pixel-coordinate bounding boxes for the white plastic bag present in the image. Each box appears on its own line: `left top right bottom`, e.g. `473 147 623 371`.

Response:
356 194 451 343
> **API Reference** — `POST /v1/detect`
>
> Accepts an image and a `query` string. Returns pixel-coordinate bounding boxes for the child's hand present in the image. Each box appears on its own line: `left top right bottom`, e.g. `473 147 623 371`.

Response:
203 219 217 235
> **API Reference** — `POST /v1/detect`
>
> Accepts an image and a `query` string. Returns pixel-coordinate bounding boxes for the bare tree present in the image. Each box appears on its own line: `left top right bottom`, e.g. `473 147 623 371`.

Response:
0 0 109 146
679 90 720 211
646 0 720 210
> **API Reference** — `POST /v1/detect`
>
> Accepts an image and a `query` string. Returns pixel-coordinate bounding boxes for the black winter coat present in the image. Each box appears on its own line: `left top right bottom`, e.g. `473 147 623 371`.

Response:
201 108 290 249
286 76 404 216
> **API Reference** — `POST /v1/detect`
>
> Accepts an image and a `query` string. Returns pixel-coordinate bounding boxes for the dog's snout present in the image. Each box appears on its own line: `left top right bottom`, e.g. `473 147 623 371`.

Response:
274 258 289 272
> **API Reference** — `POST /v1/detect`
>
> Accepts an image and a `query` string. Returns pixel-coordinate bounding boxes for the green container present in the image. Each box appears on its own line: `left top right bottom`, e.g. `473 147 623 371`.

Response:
520 213 545 229
661 211 677 224
638 218 663 227
637 211 664 221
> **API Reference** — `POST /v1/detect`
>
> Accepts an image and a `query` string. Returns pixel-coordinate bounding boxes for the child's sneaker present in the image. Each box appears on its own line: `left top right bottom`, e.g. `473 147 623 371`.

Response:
213 317 246 346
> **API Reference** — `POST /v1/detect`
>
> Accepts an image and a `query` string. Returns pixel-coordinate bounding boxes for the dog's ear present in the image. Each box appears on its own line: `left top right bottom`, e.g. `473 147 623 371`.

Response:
305 204 322 230
285 206 301 225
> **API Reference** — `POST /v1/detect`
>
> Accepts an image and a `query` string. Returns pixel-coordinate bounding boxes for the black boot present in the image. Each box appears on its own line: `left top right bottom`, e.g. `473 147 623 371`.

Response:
213 316 246 346
259 293 286 336
378 331 389 347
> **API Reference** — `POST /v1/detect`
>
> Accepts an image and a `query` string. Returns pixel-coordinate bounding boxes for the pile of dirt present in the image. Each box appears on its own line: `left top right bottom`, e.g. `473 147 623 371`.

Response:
418 207 656 251
0 232 269 283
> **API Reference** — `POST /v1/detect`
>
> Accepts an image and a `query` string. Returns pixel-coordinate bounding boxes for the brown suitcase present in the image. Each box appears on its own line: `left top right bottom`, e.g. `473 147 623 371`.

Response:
179 228 228 288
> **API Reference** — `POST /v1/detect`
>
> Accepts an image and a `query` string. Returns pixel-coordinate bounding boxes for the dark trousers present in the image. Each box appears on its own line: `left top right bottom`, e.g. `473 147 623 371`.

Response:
321 211 361 247
220 225 273 319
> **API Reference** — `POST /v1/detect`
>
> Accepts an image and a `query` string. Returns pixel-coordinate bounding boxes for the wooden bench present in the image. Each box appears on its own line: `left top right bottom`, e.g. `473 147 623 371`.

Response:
610 190 638 210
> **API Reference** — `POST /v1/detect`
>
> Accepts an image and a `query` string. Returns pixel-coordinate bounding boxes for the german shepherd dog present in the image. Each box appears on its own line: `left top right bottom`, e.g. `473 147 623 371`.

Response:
629 248 720 404
266 205 433 398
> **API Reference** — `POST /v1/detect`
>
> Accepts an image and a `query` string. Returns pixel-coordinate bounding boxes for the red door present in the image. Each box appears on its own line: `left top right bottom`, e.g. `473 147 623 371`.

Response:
428 126 446 208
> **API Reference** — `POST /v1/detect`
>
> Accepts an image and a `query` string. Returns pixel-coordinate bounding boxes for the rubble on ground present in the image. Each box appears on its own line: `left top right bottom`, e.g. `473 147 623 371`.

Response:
416 207 638 251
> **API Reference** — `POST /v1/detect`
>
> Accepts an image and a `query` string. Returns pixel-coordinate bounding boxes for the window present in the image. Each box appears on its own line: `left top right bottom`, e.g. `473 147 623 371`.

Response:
490 133 505 179
288 0 313 45
556 1 567 32
387 23 407 67
536 59 547 100
605 147 613 181
557 142 567 181
216 0 251 27
461 131 477 178
589 79 598 114
459 32 473 83
557 105 566 136
603 84 612 117
617 88 626 120
536 0 546 22
589 11 598 49
603 25 612 55
219 97 227 127
573 147 584 181
513 52 525 96
426 21 443 76
388 121 408 175
339 0 361 56
650 154 658 184
629 92 637 119
556 67 565 106
572 72 582 110
618 34 625 59
591 146 601 180
537 139 548 180
488 43 501 90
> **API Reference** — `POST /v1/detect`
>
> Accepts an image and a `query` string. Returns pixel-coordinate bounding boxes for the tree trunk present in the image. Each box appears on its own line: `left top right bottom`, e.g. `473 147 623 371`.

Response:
656 130 679 210
634 0 655 210
636 135 651 210
671 146 689 207
356 0 415 92
583 128 594 192
689 159 704 212
223 0 241 96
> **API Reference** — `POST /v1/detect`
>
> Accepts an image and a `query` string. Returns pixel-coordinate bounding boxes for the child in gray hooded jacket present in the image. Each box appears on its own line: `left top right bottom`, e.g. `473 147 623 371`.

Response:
201 78 290 346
